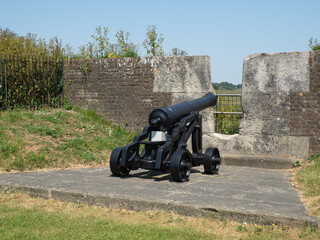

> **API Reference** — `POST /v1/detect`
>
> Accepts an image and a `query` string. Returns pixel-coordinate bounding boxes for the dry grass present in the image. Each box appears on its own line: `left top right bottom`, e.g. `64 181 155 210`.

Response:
0 192 318 240
292 155 320 219
292 176 320 218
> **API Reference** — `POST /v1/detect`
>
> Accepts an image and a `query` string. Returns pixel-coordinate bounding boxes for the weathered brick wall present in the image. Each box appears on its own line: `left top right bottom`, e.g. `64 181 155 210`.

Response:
64 58 172 130
290 51 320 155
64 56 214 132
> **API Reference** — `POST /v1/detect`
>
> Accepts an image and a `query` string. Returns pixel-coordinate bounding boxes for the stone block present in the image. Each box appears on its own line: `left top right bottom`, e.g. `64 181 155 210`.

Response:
240 117 290 136
242 52 310 94
252 135 309 159
153 56 211 93
203 133 254 155
242 92 290 119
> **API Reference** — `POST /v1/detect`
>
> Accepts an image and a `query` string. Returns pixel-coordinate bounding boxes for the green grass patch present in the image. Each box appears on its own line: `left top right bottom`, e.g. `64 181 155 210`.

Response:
0 197 213 240
23 123 62 138
0 108 136 171
0 141 19 159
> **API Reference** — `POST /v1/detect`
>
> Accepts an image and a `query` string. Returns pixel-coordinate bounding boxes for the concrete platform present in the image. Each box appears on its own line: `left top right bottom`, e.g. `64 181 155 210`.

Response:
0 166 318 227
221 154 295 169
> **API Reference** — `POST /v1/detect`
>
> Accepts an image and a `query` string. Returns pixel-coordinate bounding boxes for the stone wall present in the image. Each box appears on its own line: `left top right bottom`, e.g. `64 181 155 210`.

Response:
64 53 319 168
64 56 214 131
206 51 320 168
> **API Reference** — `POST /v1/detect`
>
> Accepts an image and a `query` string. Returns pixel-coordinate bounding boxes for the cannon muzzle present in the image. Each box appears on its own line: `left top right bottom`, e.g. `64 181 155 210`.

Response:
149 93 217 131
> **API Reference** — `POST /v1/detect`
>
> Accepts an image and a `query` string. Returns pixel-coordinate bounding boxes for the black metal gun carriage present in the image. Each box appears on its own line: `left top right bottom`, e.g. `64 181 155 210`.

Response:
110 93 221 182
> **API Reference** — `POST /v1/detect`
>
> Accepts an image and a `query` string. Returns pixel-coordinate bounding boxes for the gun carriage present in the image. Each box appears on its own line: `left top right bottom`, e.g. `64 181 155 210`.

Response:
110 93 221 182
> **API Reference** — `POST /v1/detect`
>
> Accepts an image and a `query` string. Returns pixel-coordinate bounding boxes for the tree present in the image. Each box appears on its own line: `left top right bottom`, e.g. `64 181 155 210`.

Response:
142 25 164 56
212 82 242 91
212 83 219 90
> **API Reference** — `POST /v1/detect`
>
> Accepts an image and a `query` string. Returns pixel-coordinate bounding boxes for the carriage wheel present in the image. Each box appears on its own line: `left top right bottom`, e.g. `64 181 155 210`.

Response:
110 147 130 177
203 147 221 174
171 150 192 182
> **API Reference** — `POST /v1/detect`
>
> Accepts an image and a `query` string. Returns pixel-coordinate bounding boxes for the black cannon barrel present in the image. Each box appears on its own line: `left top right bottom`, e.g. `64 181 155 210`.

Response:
149 93 217 131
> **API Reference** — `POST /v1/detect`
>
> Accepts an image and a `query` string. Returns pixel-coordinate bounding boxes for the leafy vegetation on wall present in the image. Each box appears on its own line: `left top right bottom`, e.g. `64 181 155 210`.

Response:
309 37 320 51
0 26 188 59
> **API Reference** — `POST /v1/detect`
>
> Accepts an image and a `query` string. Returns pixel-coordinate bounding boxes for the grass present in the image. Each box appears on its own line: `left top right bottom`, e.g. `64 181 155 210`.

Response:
0 107 136 172
0 194 209 240
0 192 319 240
0 107 319 239
295 154 320 218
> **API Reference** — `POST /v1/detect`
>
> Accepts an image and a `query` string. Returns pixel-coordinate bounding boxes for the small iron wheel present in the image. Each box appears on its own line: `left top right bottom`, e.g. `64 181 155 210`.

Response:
170 150 192 182
110 147 130 177
203 147 221 174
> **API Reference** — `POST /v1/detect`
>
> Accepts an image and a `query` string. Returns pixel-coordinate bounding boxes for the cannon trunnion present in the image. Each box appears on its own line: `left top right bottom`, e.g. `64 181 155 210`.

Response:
110 93 221 182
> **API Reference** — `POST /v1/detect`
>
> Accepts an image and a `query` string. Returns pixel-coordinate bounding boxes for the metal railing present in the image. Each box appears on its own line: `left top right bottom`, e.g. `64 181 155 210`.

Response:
0 54 64 110
214 94 243 134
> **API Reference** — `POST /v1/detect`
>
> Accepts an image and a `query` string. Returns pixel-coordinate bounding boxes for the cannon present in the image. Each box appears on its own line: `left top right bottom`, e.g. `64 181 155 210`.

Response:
110 93 221 182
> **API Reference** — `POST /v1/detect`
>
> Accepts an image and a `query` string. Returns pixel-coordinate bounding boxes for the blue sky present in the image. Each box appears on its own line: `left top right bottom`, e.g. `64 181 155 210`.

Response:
1 0 320 84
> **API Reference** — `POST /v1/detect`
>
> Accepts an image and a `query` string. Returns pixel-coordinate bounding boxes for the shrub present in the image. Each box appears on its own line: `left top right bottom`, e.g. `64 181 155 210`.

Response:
142 25 164 57
0 27 66 58
309 38 320 51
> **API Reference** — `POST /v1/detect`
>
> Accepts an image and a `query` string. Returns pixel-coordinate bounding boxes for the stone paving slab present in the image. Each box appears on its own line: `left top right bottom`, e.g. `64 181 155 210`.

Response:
0 166 318 227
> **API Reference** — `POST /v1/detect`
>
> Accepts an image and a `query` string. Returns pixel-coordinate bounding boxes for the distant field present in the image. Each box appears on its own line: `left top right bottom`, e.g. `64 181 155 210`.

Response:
216 89 242 94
